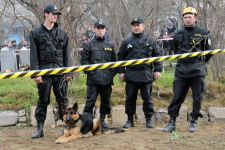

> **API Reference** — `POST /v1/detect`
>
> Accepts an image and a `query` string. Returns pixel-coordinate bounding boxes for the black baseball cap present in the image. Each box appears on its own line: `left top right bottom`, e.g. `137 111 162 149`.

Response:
94 20 106 28
131 17 144 25
44 4 61 15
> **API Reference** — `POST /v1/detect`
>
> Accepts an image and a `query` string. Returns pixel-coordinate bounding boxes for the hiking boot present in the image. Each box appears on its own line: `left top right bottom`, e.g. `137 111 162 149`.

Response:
162 117 176 133
123 114 134 129
123 120 134 128
100 114 109 131
101 120 109 129
31 121 44 139
146 117 154 128
188 118 198 132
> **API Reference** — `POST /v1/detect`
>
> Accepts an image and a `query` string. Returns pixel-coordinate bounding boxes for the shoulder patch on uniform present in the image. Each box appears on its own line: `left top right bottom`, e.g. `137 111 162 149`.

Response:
127 44 133 49
104 47 112 51
194 34 202 37
208 38 212 46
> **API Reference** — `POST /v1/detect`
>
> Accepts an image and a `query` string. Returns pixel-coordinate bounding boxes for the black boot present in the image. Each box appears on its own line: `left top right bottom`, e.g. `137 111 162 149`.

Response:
188 117 198 132
146 116 154 128
31 121 44 139
123 114 134 129
100 114 109 130
162 116 176 132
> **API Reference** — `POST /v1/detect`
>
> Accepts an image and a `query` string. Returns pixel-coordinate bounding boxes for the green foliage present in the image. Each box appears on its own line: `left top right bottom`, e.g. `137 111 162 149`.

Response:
0 70 174 110
170 130 181 140
68 73 87 104
156 69 174 88
1 69 224 110
0 78 37 110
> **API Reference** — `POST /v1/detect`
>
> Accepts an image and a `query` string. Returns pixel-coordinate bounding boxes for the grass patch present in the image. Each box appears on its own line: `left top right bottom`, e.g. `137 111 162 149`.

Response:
170 130 182 141
156 68 174 88
0 69 224 110
0 78 38 110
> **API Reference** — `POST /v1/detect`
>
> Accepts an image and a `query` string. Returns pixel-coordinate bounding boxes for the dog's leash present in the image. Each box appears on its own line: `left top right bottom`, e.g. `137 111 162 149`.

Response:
53 77 75 127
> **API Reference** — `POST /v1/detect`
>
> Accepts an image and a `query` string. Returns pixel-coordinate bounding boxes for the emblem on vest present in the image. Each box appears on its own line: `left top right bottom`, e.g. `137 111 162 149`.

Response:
104 47 112 51
127 44 133 49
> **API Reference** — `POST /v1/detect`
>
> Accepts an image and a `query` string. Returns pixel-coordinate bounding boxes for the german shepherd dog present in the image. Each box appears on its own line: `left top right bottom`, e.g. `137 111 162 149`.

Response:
55 103 125 144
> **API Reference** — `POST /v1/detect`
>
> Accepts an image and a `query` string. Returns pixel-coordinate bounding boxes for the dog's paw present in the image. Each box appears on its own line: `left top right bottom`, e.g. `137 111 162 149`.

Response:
55 138 66 144
55 140 63 144
55 141 62 144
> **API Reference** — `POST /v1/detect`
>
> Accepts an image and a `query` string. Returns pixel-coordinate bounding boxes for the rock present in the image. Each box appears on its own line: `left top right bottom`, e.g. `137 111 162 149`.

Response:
111 105 126 126
0 111 19 126
156 108 169 123
208 107 225 123
18 110 26 117
135 106 146 125
19 116 27 123
155 106 187 124
187 110 209 123
176 105 188 123
30 106 64 127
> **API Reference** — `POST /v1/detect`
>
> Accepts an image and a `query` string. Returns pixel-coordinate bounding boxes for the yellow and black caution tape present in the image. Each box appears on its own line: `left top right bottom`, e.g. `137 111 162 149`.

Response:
0 49 224 80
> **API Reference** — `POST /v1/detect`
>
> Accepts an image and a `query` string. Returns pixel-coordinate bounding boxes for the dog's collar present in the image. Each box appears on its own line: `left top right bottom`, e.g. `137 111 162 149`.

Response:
64 113 81 129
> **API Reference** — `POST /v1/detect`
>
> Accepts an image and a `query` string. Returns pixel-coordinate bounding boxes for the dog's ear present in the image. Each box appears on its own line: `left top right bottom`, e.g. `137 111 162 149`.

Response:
72 103 78 111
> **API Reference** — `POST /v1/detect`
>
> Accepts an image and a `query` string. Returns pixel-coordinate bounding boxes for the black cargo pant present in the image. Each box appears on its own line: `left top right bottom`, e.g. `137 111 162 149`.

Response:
83 85 112 115
168 76 205 119
35 75 68 122
125 81 155 118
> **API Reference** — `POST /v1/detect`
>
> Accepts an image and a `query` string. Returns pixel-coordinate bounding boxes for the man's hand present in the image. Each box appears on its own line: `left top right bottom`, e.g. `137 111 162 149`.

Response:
65 76 72 81
34 76 43 84
65 74 73 82
119 73 125 81
154 72 161 80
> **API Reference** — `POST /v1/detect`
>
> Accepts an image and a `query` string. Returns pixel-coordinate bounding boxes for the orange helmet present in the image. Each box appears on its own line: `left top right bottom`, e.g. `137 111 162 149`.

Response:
182 7 198 16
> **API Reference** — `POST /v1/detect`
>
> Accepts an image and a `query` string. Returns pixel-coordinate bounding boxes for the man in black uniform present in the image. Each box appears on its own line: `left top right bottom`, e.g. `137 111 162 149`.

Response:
118 17 162 128
30 4 73 139
81 21 116 130
162 7 212 133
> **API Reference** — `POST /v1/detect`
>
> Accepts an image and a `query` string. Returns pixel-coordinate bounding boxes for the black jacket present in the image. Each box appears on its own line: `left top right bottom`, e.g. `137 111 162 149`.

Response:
30 23 73 77
173 26 212 78
118 33 162 82
81 36 116 86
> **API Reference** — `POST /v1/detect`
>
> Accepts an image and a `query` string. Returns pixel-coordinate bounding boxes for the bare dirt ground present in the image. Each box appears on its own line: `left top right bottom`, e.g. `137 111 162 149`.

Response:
0 123 225 150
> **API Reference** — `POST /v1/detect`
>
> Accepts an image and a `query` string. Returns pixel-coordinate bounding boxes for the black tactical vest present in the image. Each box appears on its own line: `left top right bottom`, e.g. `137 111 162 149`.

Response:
174 26 209 62
34 25 65 66
125 34 154 70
